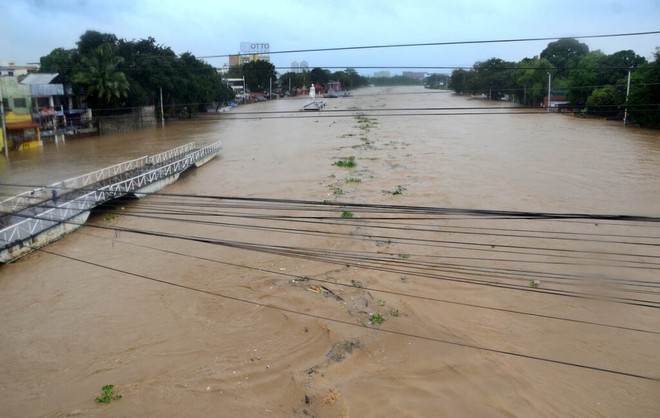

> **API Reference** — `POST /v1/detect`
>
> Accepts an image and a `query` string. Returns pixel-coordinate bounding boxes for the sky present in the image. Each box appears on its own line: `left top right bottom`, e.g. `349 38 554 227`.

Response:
2 0 659 75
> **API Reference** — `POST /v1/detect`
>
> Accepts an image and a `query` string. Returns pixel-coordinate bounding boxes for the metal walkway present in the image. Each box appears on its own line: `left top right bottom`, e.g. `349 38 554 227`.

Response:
0 141 221 263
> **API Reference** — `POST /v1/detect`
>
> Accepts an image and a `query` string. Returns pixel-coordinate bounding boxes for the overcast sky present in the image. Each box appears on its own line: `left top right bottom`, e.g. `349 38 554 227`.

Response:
2 0 659 75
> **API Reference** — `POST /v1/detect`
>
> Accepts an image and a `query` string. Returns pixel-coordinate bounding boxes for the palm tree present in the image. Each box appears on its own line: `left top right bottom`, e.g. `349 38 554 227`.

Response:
74 44 130 105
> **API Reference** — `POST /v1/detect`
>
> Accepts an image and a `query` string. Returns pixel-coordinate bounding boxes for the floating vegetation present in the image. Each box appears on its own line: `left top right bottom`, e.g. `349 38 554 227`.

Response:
95 385 122 404
333 156 357 168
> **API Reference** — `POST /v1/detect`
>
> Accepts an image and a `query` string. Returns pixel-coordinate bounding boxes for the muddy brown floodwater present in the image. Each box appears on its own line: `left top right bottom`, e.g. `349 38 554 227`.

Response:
1 86 659 417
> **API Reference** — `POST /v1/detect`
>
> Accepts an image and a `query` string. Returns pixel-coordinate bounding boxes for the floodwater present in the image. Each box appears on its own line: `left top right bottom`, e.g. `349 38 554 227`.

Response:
1 86 659 417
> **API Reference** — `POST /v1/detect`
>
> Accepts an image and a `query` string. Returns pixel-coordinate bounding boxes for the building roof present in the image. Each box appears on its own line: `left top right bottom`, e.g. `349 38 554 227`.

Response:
21 73 59 85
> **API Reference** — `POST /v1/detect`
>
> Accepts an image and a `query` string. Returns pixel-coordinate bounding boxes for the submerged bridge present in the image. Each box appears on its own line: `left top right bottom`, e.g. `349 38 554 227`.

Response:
0 141 222 264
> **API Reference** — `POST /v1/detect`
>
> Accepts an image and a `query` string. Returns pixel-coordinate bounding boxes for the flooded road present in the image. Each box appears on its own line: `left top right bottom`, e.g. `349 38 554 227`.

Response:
1 87 659 417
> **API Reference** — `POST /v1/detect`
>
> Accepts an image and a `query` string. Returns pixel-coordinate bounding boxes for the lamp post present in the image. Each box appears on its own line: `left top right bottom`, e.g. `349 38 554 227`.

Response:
623 66 632 126
546 72 552 113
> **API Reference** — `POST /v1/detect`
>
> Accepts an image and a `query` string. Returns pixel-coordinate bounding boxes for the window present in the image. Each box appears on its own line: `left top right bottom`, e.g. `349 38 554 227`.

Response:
1 98 8 109
13 98 27 108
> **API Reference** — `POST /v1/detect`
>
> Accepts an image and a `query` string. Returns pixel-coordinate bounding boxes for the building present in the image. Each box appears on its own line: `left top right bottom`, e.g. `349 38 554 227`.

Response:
542 89 570 109
290 61 299 73
21 73 67 142
402 71 426 81
0 76 40 151
373 71 390 78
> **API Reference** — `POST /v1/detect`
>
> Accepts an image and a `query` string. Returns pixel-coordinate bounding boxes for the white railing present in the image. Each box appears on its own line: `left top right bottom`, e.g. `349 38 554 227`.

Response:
0 141 222 254
148 142 195 165
0 156 148 214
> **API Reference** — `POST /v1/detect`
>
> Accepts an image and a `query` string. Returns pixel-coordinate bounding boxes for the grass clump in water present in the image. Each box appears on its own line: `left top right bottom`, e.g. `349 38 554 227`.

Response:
333 156 356 168
95 384 122 404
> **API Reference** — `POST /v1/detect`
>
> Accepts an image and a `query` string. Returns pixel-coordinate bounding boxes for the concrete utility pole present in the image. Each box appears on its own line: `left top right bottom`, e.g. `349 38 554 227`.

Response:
0 84 8 158
547 72 552 113
624 67 632 126
159 87 165 128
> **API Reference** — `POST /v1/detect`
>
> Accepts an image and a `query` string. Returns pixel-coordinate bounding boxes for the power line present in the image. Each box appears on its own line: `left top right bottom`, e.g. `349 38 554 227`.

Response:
78 230 660 336
197 30 660 58
39 247 660 382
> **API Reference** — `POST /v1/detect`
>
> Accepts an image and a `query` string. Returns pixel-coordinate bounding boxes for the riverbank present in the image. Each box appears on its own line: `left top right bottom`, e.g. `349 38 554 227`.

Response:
1 86 659 417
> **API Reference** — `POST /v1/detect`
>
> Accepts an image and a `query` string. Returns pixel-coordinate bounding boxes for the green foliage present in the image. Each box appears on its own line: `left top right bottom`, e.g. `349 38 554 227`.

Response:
40 48 79 84
341 211 354 218
586 85 623 115
513 57 555 106
449 68 474 95
627 48 660 127
74 44 130 107
345 177 361 183
369 313 385 325
333 156 356 168
241 60 277 92
310 67 331 85
350 280 364 288
540 38 589 78
40 31 235 112
446 37 658 127
95 384 122 404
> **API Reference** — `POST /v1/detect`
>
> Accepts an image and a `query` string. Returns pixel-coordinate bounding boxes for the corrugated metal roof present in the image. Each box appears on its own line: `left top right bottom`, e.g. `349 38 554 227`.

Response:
21 73 59 84
29 84 64 96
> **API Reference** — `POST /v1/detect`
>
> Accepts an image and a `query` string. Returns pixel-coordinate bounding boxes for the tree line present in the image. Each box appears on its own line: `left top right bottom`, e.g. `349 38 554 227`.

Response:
40 30 235 115
225 64 370 93
447 38 660 127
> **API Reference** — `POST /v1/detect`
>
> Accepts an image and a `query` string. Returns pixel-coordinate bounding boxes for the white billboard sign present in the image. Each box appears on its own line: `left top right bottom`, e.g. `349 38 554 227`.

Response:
240 42 270 54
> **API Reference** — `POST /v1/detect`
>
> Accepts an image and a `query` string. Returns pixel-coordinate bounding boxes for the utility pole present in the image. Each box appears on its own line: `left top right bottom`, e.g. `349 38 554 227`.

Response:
547 72 552 112
269 77 272 99
0 84 8 158
159 87 165 128
624 67 632 126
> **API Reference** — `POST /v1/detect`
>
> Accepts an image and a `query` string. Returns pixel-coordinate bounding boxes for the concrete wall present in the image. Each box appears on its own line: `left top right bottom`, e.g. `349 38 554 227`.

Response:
0 76 32 114
98 106 157 136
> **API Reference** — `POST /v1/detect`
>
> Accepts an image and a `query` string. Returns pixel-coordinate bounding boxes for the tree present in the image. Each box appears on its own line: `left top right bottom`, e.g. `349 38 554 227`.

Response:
627 47 660 127
115 37 179 107
39 48 79 84
171 52 234 113
468 58 516 99
76 30 118 56
278 71 306 91
449 68 473 94
568 50 607 104
310 67 331 86
74 44 130 108
513 57 555 106
540 38 589 78
241 60 276 91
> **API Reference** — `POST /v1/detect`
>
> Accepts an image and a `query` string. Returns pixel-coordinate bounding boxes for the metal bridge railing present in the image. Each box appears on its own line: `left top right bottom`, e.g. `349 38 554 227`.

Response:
0 141 222 250
0 155 148 215
148 142 195 165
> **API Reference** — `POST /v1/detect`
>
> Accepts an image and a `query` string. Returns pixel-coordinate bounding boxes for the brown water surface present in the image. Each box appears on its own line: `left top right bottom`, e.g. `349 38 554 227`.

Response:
1 87 659 417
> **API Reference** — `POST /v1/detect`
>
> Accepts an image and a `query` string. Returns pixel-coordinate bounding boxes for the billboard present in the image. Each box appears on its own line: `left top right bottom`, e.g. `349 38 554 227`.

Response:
240 42 270 55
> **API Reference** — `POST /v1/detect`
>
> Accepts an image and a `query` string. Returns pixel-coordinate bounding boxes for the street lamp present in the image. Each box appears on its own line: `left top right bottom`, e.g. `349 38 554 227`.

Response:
547 72 552 113
624 66 633 126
